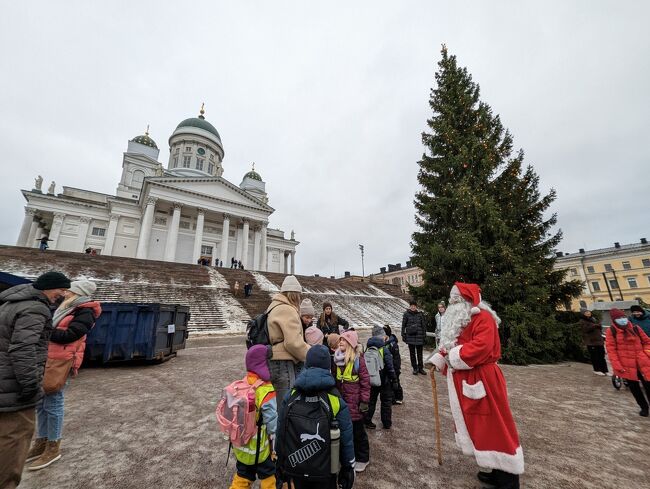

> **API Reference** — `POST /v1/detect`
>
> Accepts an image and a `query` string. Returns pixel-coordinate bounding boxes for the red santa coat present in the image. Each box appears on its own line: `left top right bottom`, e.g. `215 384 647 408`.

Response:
442 309 524 475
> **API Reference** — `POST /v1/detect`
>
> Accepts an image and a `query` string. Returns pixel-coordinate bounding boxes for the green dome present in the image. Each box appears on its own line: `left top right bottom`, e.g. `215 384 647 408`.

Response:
131 133 158 149
244 170 262 181
176 116 221 140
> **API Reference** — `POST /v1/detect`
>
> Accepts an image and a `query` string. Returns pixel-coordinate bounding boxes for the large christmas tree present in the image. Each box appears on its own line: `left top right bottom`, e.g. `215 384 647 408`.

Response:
411 46 582 364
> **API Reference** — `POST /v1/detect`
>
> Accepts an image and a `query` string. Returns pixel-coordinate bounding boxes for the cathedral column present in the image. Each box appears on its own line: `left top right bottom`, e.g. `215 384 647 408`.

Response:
34 222 46 247
283 251 289 274
16 208 36 246
260 224 268 271
164 202 182 262
219 213 230 266
234 221 242 262
290 251 296 275
136 197 157 259
75 217 91 252
241 219 250 269
49 213 65 250
192 208 205 264
26 216 41 248
253 226 261 272
103 214 119 256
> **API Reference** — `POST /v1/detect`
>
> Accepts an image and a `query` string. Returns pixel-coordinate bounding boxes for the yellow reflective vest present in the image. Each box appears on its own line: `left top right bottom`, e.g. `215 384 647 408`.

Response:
233 382 275 465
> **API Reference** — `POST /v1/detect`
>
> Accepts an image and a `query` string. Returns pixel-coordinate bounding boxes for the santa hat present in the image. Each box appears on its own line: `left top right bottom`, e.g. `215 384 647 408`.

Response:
450 282 482 315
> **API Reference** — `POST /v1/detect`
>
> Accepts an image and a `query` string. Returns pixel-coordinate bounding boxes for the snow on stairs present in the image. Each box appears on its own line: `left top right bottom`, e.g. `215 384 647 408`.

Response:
0 245 410 334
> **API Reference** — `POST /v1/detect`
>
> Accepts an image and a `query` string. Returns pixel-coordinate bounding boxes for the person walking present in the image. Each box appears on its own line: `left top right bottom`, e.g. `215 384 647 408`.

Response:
37 236 53 252
0 271 70 489
27 280 101 471
579 309 608 375
428 283 524 488
605 308 650 417
629 305 650 336
402 301 427 375
266 275 310 404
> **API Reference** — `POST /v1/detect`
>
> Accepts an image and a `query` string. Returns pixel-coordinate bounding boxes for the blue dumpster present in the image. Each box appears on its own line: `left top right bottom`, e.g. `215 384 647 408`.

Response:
84 303 190 364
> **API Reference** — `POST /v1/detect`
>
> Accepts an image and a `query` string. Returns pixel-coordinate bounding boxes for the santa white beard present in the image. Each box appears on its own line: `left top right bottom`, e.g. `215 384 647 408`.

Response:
439 300 472 351
439 298 502 351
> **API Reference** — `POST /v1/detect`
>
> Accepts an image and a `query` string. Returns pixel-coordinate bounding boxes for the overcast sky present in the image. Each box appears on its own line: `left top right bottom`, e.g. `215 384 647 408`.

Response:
1 1 649 277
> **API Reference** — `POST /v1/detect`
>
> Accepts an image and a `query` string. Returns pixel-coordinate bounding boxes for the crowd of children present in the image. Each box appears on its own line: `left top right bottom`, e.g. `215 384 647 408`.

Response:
219 323 410 489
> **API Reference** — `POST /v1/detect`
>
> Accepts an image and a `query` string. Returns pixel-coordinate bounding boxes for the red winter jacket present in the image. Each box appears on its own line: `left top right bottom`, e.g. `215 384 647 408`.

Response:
48 302 101 374
605 322 650 381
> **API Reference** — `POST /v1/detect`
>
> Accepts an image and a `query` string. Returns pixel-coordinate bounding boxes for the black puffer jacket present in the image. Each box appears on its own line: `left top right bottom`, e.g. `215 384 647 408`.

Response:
401 309 427 346
0 284 53 412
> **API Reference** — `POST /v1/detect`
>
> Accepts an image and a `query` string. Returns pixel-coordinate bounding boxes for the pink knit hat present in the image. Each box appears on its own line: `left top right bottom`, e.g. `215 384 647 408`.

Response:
340 330 358 350
305 326 324 346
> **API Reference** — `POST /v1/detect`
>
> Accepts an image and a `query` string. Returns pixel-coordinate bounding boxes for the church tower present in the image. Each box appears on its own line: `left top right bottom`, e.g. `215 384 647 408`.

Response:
167 104 224 177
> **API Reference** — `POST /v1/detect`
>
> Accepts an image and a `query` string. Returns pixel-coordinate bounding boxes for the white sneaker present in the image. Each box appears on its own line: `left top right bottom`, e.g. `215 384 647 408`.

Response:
593 371 606 376
355 461 369 472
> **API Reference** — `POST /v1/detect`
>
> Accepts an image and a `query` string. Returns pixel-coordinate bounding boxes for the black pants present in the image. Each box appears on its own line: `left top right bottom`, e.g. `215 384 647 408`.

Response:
236 458 275 481
587 345 608 373
392 374 403 403
408 344 424 371
492 470 520 489
352 419 369 463
366 382 393 428
628 371 650 411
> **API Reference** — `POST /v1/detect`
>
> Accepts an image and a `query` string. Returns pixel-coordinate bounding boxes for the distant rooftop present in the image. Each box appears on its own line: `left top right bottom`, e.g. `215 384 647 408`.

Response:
556 238 649 259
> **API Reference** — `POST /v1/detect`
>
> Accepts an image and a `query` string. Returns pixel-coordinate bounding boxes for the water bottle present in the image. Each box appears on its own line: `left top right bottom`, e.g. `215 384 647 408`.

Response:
330 420 341 474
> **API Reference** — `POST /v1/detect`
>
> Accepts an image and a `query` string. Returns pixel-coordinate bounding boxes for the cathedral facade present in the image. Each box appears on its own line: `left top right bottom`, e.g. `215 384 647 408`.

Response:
14 106 298 273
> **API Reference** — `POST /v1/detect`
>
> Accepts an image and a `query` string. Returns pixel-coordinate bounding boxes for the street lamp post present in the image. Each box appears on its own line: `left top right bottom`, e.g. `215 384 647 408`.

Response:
359 244 365 279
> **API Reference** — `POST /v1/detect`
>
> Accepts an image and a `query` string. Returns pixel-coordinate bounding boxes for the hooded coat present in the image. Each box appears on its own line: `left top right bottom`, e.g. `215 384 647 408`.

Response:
335 355 371 421
0 284 54 411
277 366 355 469
267 293 310 363
605 322 650 382
401 309 427 346
629 309 650 337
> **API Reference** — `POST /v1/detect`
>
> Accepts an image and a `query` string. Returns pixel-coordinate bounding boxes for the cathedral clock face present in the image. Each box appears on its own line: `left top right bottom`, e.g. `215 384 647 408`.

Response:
197 148 206 156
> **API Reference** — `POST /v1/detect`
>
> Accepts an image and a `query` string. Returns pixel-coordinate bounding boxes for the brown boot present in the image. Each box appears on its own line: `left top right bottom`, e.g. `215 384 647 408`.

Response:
27 440 61 470
25 437 47 462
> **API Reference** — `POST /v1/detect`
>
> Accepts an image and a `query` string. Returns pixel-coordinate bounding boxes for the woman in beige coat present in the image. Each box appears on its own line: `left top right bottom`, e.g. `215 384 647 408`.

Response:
266 275 310 403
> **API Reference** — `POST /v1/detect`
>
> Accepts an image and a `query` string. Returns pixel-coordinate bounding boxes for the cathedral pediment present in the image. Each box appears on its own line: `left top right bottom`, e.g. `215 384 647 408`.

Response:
145 177 273 211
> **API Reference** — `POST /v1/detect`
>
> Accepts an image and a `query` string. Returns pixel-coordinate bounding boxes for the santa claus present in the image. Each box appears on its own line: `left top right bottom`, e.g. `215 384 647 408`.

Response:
427 282 524 489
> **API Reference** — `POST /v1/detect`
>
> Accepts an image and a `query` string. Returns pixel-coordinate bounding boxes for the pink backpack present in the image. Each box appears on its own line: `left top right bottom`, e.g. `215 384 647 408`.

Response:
216 377 263 447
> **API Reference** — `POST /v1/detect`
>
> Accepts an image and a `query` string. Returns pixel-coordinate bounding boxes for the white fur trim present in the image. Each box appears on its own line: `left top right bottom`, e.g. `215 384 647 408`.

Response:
470 306 480 315
449 345 472 370
462 380 486 400
447 372 525 474
426 352 447 371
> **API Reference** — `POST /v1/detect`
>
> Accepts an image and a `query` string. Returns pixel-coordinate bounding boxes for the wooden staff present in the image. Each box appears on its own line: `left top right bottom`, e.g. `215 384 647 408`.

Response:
429 368 443 465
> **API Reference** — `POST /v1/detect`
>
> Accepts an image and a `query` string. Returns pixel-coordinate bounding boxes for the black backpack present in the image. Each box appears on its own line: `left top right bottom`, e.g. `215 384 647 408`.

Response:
245 305 280 349
277 389 339 481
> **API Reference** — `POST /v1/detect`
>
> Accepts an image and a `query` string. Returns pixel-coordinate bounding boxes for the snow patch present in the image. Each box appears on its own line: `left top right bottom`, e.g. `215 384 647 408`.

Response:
251 272 279 293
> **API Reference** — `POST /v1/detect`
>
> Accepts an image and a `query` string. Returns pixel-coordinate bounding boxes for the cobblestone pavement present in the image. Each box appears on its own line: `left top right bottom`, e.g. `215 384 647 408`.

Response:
20 335 649 489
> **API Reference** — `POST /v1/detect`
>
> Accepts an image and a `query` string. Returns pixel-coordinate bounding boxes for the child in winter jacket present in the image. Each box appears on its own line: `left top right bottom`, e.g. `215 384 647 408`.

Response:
229 345 278 489
364 325 398 430
383 325 403 405
276 345 355 489
334 330 371 472
606 308 650 417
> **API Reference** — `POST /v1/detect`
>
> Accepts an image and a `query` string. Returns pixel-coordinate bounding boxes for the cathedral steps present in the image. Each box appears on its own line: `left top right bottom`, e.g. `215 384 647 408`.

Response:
0 245 409 334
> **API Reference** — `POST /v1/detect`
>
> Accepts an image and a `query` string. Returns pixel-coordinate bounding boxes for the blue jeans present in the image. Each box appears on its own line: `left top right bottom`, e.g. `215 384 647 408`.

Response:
35 383 67 441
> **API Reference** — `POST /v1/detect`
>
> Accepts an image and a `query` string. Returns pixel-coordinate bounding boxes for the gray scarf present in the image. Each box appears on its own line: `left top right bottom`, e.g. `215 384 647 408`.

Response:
52 296 92 327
